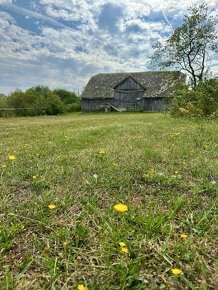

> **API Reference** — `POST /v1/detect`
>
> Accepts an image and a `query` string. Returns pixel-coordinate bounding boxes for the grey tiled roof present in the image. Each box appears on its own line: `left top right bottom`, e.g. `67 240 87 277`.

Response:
81 71 186 99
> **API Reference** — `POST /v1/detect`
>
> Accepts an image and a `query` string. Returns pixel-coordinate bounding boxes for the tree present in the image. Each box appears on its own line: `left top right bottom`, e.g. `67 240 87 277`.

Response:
150 4 217 87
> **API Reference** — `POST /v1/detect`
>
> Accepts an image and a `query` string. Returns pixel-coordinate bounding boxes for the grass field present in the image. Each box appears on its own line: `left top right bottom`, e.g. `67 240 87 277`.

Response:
0 112 217 290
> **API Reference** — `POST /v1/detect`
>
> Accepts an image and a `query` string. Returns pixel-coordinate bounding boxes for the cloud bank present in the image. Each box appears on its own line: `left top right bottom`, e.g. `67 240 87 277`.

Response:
0 0 217 94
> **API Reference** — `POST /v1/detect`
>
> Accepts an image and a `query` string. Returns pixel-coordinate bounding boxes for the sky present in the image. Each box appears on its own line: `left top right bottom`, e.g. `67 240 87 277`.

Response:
0 0 217 95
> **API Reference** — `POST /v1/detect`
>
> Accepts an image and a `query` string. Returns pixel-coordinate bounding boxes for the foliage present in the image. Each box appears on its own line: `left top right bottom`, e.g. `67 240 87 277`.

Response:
53 89 79 104
150 3 217 87
169 78 218 117
0 113 217 289
0 86 81 117
53 89 82 112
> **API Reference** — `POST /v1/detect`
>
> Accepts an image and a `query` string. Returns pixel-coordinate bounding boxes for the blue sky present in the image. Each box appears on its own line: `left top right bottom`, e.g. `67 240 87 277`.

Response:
0 0 217 94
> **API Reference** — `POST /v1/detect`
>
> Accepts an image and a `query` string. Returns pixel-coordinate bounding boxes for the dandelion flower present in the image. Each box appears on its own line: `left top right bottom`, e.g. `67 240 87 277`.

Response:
32 176 37 179
114 203 128 213
121 247 129 253
175 171 178 174
2 164 6 168
9 155 15 160
48 204 56 210
172 268 181 275
180 234 188 239
78 285 86 290
113 163 118 166
119 242 126 247
99 150 105 154
63 241 68 246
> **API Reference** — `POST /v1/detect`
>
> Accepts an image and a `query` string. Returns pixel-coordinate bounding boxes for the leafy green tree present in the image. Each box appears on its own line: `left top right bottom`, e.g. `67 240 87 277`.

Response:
150 4 217 87
52 89 79 104
169 77 218 117
45 93 65 115
31 85 51 97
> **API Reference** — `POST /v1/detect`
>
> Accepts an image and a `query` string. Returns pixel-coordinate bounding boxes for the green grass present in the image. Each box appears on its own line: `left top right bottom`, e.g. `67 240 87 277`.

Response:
0 112 217 289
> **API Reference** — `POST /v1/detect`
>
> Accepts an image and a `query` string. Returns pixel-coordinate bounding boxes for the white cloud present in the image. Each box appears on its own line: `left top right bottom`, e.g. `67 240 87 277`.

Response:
0 0 217 94
0 0 12 4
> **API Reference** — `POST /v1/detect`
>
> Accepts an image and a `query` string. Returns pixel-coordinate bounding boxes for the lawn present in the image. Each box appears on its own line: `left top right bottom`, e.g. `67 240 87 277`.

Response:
0 112 217 289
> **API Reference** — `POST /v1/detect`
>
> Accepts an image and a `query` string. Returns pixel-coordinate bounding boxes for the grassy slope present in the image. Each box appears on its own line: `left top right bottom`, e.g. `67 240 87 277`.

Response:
0 112 217 289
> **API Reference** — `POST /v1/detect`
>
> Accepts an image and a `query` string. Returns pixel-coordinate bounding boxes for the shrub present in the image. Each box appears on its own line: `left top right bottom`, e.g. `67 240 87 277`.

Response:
169 78 218 117
0 86 81 117
45 93 66 115
52 89 81 112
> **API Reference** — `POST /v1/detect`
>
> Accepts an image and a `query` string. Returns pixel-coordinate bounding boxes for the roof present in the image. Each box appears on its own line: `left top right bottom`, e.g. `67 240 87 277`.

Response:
81 71 186 99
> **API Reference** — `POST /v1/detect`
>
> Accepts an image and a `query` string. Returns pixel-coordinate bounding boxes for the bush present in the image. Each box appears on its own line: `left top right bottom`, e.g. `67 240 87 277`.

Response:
45 93 66 115
169 78 218 117
0 86 81 117
53 89 81 112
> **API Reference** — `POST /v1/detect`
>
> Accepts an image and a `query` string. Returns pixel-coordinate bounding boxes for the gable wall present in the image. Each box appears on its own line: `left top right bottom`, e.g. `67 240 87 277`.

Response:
114 77 144 91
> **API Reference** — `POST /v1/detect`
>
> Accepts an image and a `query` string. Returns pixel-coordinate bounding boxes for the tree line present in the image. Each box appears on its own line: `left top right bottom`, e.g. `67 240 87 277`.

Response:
0 86 81 117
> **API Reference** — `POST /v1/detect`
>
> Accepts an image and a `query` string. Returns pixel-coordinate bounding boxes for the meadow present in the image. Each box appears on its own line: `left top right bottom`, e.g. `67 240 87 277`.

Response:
0 112 217 290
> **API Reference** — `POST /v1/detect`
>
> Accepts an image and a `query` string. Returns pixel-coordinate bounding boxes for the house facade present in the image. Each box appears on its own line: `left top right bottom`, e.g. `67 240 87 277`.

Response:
81 71 186 112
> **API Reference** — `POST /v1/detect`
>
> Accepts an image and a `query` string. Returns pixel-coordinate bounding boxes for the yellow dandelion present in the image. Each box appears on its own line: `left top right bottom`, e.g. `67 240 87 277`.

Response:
9 155 15 160
121 247 129 253
172 268 181 275
114 203 128 213
99 150 105 154
48 204 56 210
32 176 37 179
64 136 68 138
180 234 188 239
175 171 178 174
113 163 118 166
36 153 40 156
63 241 68 246
2 164 6 168
119 242 126 247
78 285 86 290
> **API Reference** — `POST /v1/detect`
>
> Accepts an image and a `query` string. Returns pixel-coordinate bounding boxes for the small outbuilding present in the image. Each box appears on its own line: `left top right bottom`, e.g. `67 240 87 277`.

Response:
81 71 186 112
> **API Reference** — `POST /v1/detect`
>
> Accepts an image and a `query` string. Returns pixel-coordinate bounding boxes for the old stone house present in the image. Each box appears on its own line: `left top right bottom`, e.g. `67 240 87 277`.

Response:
81 71 186 112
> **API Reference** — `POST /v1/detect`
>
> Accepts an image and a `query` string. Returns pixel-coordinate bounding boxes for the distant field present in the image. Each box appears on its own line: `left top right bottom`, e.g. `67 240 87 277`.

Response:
0 112 217 289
